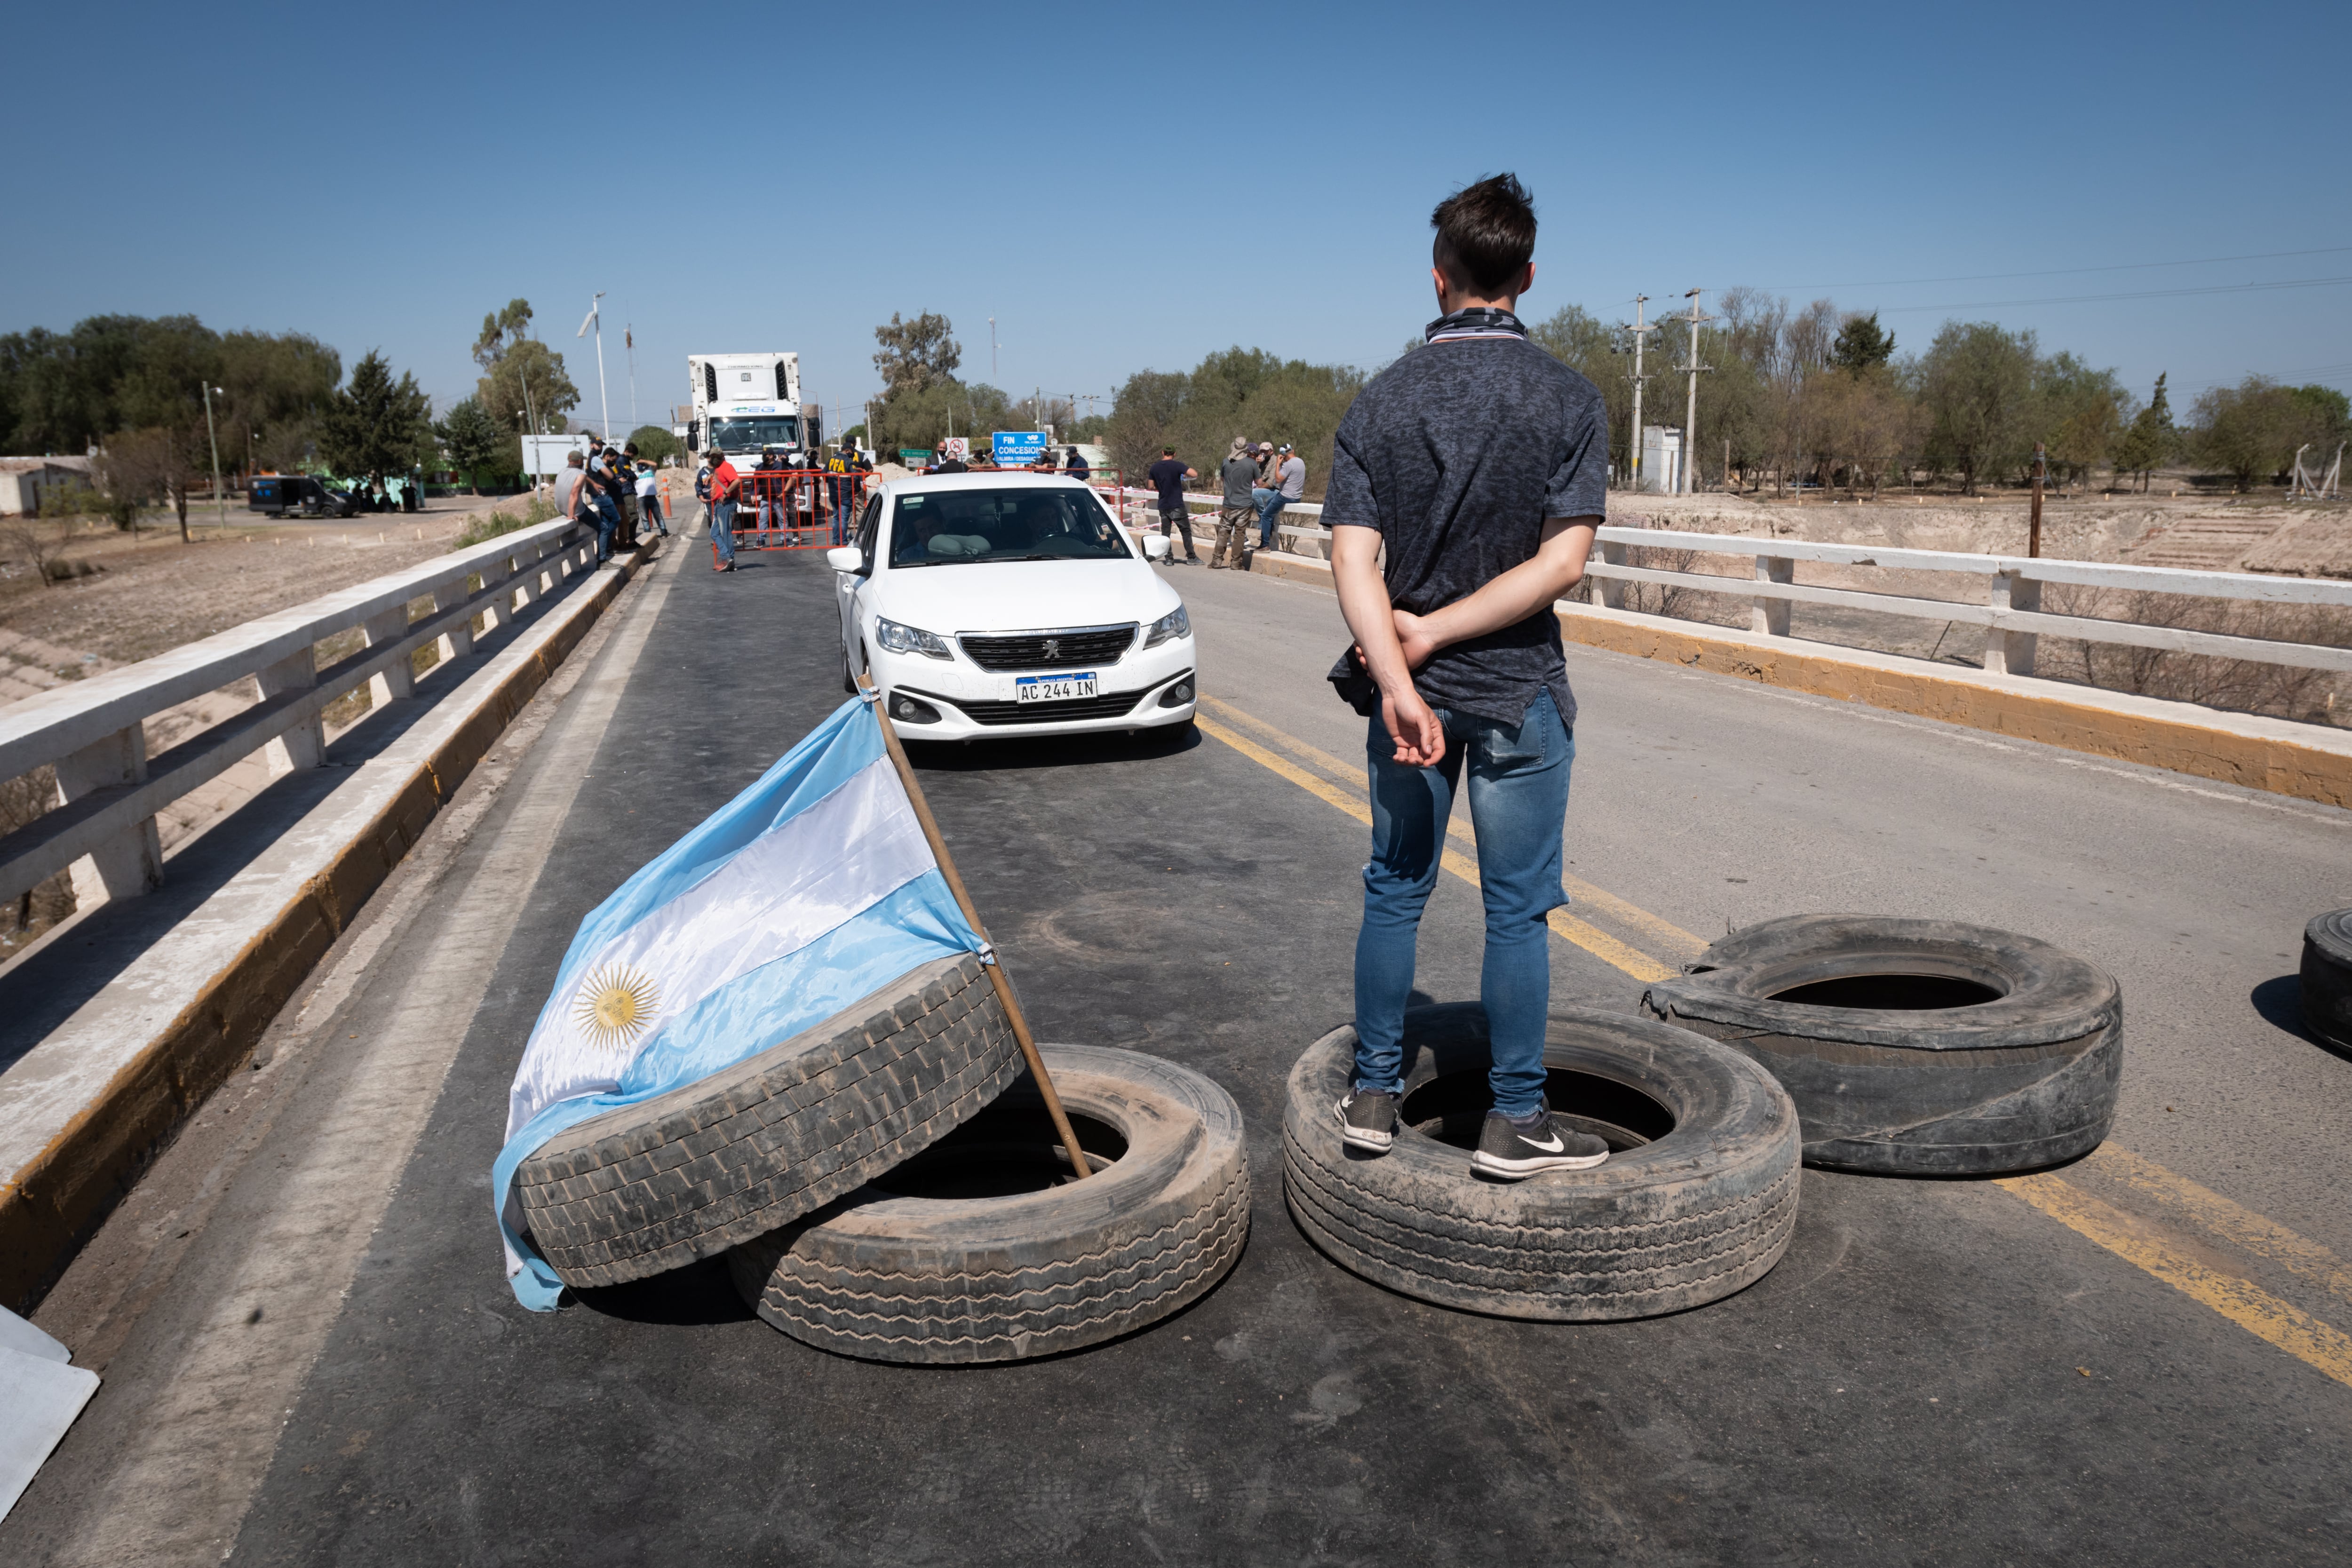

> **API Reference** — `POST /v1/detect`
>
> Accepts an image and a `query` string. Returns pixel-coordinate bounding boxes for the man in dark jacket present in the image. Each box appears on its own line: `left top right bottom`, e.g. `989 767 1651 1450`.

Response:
1326 174 1610 1182
1145 446 1198 563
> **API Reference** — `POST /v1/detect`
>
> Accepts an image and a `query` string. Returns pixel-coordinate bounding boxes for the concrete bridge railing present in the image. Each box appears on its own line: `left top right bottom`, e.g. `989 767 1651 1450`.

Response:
0 518 596 914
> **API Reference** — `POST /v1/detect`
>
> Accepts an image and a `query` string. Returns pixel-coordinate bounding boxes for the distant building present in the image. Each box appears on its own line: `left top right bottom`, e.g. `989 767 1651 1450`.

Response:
0 457 94 517
1639 426 1684 495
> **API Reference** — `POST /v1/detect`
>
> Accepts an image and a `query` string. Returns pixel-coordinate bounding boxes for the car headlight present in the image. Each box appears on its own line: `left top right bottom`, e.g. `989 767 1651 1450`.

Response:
1142 605 1191 648
875 616 953 659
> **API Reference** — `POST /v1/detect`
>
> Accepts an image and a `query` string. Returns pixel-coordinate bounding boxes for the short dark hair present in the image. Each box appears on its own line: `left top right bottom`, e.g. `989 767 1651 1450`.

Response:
1430 173 1535 296
1162 446 1176 455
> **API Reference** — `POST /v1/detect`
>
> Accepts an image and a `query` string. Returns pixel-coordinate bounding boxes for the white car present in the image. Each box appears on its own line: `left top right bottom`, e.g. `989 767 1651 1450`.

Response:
825 472 1196 740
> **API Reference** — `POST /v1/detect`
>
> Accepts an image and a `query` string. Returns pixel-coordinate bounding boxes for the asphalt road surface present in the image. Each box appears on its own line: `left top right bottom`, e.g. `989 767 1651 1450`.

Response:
11 538 2351 1567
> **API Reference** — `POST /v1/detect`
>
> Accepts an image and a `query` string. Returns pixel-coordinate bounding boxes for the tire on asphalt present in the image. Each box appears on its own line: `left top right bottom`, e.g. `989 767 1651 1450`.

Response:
728 1044 1249 1364
2302 907 2352 1052
1281 1004 1800 1321
515 952 1024 1289
1641 914 2122 1176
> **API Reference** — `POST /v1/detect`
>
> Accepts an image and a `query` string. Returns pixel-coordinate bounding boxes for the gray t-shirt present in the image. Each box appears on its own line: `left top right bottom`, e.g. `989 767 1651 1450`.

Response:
1220 456 1258 507
1278 456 1306 500
1323 327 1606 728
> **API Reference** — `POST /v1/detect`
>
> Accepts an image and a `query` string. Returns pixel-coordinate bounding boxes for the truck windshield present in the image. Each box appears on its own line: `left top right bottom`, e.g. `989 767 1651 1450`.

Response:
888 488 1132 567
710 416 800 451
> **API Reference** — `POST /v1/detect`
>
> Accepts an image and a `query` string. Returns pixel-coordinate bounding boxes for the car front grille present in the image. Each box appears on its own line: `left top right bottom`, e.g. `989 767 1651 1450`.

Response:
958 624 1136 671
936 688 1155 726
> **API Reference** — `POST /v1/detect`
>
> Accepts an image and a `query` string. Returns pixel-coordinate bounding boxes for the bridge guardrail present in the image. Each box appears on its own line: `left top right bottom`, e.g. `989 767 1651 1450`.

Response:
0 518 598 914
1116 494 2350 682
1578 525 2352 678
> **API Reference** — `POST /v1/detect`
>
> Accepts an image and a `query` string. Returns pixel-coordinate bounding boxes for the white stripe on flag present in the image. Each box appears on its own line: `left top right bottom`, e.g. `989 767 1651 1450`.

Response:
503 756 934 1139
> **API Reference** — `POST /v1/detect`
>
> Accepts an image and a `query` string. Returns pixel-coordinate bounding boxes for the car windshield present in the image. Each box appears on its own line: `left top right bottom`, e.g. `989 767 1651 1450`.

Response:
710 415 800 451
886 487 1131 567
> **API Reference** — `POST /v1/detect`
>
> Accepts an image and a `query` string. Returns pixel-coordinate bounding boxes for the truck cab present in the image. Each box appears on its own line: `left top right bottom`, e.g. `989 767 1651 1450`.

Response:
686 353 822 467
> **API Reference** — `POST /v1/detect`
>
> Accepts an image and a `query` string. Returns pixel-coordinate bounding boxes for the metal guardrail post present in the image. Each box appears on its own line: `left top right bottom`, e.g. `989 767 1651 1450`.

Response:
54 724 163 903
1752 556 1794 636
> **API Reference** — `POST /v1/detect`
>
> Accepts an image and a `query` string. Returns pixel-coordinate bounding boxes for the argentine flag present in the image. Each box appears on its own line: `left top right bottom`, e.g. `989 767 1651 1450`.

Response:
493 695 986 1310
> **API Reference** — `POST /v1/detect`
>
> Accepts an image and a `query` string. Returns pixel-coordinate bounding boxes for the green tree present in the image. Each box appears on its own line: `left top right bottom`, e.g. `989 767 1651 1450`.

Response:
2033 352 2129 486
2111 373 2177 491
872 312 961 394
1829 313 1895 374
627 423 680 463
1919 321 2038 494
436 398 505 493
319 351 432 486
2192 376 2340 492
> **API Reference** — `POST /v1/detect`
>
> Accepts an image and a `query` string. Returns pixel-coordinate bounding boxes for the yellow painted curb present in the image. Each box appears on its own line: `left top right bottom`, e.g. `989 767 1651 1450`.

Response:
1554 610 2352 811
0 551 643 1310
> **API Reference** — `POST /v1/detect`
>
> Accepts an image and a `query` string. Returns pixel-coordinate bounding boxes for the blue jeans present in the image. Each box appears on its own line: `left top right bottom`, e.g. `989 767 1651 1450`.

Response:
592 494 620 560
711 499 738 565
1353 687 1574 1119
1254 487 1287 548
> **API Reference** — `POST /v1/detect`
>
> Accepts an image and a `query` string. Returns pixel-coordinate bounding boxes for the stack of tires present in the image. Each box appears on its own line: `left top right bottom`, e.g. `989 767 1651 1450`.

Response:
509 953 1249 1363
1278 914 2125 1321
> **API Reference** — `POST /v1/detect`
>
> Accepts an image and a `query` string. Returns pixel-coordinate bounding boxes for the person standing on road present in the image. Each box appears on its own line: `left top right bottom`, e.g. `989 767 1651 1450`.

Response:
1261 441 1305 551
1065 446 1091 482
1327 173 1609 1181
1146 446 1199 564
693 453 712 534
583 438 624 562
636 461 667 536
706 446 740 573
1212 437 1257 568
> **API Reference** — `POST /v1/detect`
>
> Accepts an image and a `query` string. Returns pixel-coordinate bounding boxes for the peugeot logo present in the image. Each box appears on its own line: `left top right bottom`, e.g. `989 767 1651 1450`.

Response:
1042 638 1062 659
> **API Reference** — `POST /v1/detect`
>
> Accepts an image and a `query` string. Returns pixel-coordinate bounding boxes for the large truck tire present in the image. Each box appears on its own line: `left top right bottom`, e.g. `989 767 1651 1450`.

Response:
1281 1004 1799 1321
1642 914 2122 1176
2302 908 2352 1052
515 953 1023 1289
729 1044 1248 1364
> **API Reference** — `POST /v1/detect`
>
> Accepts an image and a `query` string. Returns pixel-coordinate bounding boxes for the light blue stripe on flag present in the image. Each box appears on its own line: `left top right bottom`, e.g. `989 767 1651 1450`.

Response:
492 696 985 1310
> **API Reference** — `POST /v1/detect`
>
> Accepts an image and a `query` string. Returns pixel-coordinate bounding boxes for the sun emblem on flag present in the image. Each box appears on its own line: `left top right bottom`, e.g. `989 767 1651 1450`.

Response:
572 964 660 1052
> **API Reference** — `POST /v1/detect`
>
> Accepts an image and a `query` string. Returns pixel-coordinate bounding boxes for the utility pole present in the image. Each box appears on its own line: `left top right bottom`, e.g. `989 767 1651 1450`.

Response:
1677 289 1713 494
2029 442 2045 557
201 382 226 531
578 293 609 440
1623 294 1652 489
626 324 638 433
990 316 998 382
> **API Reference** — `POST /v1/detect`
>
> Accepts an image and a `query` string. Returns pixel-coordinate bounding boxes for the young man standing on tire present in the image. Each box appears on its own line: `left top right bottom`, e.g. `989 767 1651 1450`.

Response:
1328 173 1610 1181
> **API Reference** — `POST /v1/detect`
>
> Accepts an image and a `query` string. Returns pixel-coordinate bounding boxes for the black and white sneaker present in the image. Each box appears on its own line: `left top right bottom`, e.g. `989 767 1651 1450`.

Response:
1335 1090 1398 1153
1470 1109 1609 1180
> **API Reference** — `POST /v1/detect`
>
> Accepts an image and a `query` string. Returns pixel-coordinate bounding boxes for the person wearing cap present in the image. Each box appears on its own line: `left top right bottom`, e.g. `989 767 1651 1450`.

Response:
635 459 667 537
583 437 626 561
706 446 740 573
1214 436 1258 569
1249 441 1282 558
1146 446 1198 564
1262 441 1306 550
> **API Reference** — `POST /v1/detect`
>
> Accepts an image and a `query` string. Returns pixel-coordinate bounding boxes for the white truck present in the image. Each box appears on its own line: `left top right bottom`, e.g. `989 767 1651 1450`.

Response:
686 353 822 463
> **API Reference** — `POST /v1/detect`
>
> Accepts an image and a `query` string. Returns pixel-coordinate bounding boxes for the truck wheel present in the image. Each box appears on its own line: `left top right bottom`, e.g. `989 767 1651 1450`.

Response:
1641 914 2122 1175
729 1045 1248 1363
1282 1004 1799 1321
2301 908 2352 1052
515 953 1023 1289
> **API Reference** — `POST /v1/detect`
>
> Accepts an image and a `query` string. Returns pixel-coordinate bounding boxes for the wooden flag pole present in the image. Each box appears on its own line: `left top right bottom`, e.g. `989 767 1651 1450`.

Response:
858 677 1092 1178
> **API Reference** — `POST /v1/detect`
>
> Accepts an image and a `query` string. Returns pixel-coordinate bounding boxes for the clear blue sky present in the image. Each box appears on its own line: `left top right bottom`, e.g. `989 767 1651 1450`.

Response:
13 0 2347 433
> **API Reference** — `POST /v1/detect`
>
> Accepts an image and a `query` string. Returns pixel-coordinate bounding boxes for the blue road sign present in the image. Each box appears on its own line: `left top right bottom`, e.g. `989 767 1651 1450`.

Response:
992 431 1049 468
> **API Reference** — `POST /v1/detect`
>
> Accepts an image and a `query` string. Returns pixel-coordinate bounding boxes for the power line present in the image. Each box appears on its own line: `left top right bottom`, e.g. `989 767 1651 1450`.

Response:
1868 274 2352 314
1756 244 2352 292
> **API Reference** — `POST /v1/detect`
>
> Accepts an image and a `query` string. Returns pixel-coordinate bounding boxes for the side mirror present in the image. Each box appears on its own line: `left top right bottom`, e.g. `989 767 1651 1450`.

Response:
1142 533 1170 561
825 546 863 573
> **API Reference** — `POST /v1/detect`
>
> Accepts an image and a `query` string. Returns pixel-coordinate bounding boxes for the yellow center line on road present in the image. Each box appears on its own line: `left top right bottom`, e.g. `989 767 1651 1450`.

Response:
1998 1171 2352 1391
1197 695 1706 961
1195 693 2352 1394
1193 711 1677 983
